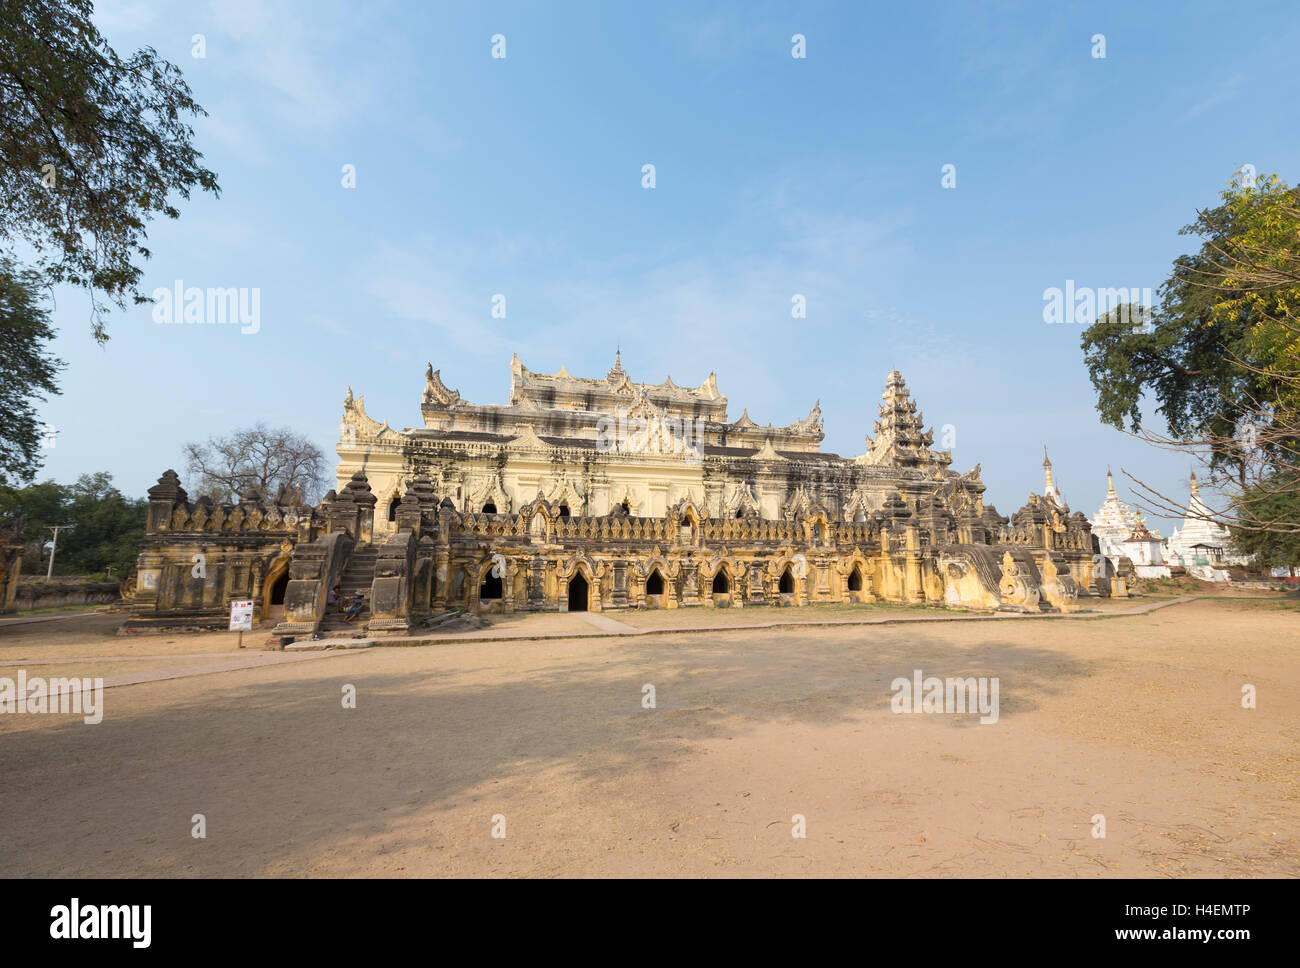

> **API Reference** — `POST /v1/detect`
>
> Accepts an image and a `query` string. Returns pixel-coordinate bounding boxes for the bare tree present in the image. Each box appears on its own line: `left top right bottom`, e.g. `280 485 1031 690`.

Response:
183 423 327 505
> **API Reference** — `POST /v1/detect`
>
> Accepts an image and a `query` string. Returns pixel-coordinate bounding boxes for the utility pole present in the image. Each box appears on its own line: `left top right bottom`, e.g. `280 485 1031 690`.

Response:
46 524 69 581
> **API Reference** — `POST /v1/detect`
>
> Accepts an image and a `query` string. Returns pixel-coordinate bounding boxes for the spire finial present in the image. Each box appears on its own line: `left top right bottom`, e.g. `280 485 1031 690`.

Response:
606 347 625 382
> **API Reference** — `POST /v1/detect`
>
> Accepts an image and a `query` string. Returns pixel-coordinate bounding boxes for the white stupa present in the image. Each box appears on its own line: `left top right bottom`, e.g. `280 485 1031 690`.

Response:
1042 447 1066 509
1091 468 1141 541
1091 469 1168 577
1163 473 1251 576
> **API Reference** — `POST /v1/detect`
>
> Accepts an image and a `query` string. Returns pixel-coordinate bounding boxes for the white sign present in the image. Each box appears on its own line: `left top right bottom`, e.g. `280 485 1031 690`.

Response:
228 599 254 631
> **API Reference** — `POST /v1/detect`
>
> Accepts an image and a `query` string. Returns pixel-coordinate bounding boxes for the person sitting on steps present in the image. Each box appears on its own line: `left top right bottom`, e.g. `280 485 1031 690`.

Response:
343 591 366 623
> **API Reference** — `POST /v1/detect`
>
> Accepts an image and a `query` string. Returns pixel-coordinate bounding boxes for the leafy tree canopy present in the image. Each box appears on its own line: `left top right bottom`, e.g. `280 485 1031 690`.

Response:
1228 475 1300 570
0 257 63 486
0 471 145 578
1082 175 1300 496
0 0 219 340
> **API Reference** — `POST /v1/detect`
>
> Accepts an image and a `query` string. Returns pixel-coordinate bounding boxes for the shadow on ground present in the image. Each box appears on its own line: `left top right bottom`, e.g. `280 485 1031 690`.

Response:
0 625 1103 876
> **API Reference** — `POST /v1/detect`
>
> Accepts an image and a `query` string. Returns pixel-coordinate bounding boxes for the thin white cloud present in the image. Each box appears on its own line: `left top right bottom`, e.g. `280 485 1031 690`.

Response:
207 0 378 129
677 13 779 59
91 0 158 33
361 241 518 358
354 170 972 438
1188 74 1243 118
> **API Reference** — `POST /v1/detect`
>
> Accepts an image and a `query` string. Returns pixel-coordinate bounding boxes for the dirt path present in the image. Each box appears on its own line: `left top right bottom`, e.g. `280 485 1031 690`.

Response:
0 598 1295 877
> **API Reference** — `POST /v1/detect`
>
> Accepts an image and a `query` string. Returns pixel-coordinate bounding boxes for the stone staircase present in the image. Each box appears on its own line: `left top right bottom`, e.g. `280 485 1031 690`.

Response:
318 547 377 634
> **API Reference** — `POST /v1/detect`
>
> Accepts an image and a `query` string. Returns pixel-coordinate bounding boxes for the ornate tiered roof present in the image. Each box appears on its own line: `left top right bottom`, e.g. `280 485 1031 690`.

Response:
507 351 725 418
344 357 967 471
1125 517 1159 543
407 352 828 453
1090 469 1145 538
860 370 948 469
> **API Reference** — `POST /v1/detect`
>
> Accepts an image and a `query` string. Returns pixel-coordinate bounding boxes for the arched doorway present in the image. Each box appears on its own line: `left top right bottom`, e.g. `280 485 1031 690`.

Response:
269 569 289 605
847 564 867 603
558 504 571 519
482 502 497 515
387 496 401 522
711 570 731 607
645 569 665 607
261 557 291 619
568 573 589 612
479 570 503 601
779 567 795 594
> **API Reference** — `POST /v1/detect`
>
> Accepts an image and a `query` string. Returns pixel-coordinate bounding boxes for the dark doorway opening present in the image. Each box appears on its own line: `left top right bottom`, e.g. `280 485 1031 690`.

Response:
568 573 589 611
712 572 729 594
779 568 795 594
269 569 289 605
480 571 503 600
482 502 497 515
558 505 571 519
848 567 863 592
387 497 401 522
646 570 664 595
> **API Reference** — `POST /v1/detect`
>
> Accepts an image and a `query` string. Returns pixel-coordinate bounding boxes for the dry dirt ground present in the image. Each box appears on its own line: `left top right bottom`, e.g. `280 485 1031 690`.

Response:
0 598 1296 878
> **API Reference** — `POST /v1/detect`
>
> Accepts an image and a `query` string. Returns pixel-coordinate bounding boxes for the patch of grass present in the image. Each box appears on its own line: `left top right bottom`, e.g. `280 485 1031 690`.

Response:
726 601 978 617
10 603 103 617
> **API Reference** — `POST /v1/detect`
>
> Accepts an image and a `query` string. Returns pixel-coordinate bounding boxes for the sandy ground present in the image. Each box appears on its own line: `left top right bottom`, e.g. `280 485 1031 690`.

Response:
0 598 1296 877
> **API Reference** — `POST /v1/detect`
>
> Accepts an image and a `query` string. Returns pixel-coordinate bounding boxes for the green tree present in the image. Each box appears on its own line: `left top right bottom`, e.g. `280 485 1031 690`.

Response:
1082 174 1300 535
0 478 67 540
1228 476 1300 573
0 472 144 577
59 472 145 577
0 0 220 340
0 258 63 486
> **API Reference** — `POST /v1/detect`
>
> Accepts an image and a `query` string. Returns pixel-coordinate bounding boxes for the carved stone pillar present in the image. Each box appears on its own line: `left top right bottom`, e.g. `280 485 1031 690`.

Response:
528 556 546 611
905 524 925 605
610 560 629 610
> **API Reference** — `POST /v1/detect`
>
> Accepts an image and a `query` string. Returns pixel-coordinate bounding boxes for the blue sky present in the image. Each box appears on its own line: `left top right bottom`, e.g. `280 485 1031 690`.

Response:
33 0 1300 534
